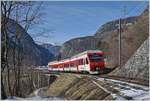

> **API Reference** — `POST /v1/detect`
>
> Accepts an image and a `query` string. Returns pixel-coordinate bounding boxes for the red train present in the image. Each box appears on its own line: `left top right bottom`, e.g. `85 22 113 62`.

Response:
48 50 105 74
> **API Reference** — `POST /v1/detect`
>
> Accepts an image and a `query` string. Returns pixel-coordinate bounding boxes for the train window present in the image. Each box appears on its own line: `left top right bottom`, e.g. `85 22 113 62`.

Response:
75 60 78 65
86 58 88 64
78 59 83 65
72 63 74 67
81 59 83 65
83 59 85 65
69 63 70 67
79 60 80 64
70 63 72 67
89 54 103 62
77 60 79 65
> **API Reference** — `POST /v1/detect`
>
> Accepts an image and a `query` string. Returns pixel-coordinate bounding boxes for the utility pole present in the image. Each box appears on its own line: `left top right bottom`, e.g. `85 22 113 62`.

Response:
38 72 40 88
119 18 121 68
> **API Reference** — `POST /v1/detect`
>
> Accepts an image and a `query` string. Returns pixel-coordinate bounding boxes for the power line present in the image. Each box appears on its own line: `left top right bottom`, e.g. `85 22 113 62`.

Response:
124 2 148 17
118 2 148 68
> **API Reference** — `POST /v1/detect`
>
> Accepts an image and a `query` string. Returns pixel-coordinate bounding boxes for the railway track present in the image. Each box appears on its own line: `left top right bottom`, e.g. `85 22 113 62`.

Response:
93 77 149 100
34 67 149 87
73 73 149 100
98 75 149 87
72 73 149 87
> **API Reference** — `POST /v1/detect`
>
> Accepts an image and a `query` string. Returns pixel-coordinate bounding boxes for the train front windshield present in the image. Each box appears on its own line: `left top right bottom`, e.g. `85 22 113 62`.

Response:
89 54 104 62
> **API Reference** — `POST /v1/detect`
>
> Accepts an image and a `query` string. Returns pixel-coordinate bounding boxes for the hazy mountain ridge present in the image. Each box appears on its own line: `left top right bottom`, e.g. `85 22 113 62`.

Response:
2 18 55 66
40 43 61 57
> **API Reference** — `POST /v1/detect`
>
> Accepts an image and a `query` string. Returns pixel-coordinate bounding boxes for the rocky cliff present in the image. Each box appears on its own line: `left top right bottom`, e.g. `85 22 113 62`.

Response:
2 19 54 66
110 39 149 80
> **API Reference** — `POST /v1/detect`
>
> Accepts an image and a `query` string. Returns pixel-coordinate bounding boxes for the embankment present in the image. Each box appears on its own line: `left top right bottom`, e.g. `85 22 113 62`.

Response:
43 73 114 100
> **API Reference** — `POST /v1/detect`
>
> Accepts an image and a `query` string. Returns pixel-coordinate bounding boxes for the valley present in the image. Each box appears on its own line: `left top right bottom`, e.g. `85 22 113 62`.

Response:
1 1 149 100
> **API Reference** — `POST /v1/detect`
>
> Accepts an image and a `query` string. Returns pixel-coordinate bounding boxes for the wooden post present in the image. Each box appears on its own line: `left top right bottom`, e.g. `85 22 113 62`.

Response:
38 72 39 88
119 18 121 68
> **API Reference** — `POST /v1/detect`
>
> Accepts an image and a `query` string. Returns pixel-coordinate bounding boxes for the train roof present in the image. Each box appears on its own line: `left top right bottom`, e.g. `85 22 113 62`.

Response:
48 50 103 65
72 50 103 58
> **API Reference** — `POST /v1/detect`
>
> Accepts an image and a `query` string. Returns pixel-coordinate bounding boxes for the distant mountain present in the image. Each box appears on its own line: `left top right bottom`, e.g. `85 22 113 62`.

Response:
2 18 55 66
40 43 61 57
60 7 148 68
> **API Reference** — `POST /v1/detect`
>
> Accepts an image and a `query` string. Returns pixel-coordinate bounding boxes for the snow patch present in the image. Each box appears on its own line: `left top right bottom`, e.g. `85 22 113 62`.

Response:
97 77 149 100
6 88 65 100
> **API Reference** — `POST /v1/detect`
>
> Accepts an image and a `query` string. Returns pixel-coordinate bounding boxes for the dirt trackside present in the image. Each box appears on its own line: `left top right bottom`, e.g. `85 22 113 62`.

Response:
44 73 114 100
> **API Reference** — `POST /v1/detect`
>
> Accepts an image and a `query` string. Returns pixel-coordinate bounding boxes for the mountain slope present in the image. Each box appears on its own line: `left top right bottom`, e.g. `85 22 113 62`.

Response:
95 16 137 38
60 36 99 59
60 7 148 68
109 39 149 80
40 43 61 57
2 18 54 66
96 7 149 68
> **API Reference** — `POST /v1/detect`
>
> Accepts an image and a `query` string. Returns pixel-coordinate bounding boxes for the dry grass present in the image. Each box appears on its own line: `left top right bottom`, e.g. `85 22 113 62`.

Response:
2 66 49 97
44 74 114 100
44 73 80 97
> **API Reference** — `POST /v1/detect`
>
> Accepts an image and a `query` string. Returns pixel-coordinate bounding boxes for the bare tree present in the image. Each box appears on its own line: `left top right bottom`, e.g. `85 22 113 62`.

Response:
10 1 44 31
1 1 14 98
11 1 43 97
1 1 43 98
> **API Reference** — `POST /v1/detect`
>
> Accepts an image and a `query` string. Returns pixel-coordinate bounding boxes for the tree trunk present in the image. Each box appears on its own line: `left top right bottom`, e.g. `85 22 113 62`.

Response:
1 74 7 99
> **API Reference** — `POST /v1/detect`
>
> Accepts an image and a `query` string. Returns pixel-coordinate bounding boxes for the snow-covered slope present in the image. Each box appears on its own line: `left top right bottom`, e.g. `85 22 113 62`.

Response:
97 77 149 100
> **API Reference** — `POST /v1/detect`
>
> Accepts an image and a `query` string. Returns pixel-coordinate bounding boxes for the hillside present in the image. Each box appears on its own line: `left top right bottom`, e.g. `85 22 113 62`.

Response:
109 39 149 80
95 16 137 38
60 36 99 59
60 7 148 68
2 19 55 66
33 73 148 100
96 7 149 68
44 74 114 100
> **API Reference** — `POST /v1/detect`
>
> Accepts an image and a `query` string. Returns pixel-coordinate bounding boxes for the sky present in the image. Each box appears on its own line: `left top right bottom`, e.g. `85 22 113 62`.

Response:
28 1 148 45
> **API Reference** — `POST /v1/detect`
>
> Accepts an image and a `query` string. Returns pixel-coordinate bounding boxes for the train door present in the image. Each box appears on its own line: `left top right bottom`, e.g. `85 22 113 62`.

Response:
84 57 90 72
78 56 90 72
83 58 86 71
78 59 83 72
